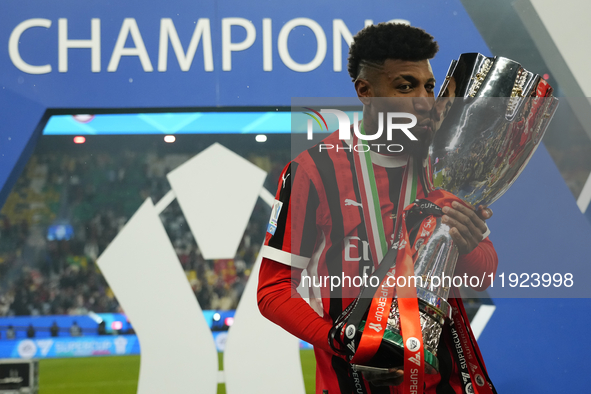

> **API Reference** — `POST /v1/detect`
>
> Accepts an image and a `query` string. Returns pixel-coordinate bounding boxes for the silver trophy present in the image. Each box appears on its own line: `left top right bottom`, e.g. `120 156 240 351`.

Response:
382 53 559 372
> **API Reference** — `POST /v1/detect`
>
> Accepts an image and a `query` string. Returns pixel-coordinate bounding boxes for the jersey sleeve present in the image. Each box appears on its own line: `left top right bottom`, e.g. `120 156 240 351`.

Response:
257 257 336 354
260 161 319 270
455 236 498 291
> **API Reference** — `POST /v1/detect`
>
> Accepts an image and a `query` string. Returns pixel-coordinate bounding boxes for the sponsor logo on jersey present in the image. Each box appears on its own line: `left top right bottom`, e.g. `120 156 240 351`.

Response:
344 198 363 208
281 172 290 189
344 236 371 262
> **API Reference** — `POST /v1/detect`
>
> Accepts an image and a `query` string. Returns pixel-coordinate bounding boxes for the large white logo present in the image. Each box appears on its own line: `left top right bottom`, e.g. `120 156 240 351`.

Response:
97 143 303 394
368 322 382 333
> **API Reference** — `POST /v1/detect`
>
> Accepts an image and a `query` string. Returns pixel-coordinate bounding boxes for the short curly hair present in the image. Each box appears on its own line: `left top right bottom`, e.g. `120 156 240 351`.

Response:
347 23 439 82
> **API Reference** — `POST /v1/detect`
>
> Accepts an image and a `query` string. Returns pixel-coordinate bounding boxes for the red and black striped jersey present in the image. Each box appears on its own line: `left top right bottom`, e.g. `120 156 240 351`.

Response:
259 130 498 394
261 130 418 320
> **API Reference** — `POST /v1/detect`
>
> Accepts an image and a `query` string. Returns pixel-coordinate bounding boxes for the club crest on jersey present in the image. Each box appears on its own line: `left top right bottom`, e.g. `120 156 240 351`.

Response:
267 200 283 235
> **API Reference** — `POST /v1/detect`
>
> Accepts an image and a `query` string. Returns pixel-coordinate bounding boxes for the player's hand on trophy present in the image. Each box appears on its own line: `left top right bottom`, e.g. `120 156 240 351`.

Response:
441 202 493 255
361 367 404 387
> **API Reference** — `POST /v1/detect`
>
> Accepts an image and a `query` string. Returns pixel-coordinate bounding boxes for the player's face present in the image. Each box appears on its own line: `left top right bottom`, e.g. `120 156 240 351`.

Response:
355 59 438 150
362 59 436 98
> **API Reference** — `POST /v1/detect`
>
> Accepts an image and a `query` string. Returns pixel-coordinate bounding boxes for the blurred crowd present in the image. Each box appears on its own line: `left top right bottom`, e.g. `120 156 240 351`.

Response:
0 142 287 317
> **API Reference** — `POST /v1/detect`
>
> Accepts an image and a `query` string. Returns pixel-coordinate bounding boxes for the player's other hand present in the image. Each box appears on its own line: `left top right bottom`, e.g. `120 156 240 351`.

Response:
441 202 493 255
362 367 404 387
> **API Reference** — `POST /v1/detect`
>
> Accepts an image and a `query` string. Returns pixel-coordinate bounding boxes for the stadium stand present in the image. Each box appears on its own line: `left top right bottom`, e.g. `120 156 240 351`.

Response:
0 138 289 321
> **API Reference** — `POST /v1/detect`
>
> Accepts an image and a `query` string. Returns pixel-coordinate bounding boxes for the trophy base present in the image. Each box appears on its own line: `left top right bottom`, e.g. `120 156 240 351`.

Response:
358 320 439 374
353 289 452 374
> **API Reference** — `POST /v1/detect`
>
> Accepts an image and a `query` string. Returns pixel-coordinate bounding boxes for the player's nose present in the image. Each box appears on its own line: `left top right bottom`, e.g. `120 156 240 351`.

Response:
413 95 434 115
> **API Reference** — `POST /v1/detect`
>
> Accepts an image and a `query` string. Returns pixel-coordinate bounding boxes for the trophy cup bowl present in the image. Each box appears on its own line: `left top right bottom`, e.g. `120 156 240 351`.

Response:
377 53 559 372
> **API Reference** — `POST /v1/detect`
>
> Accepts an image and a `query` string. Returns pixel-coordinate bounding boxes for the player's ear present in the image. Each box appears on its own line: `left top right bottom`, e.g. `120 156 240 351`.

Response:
355 78 372 105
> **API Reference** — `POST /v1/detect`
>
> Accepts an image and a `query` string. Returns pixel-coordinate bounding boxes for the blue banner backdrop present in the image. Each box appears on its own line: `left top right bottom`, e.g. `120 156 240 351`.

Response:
0 336 139 359
0 0 490 206
0 332 235 359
